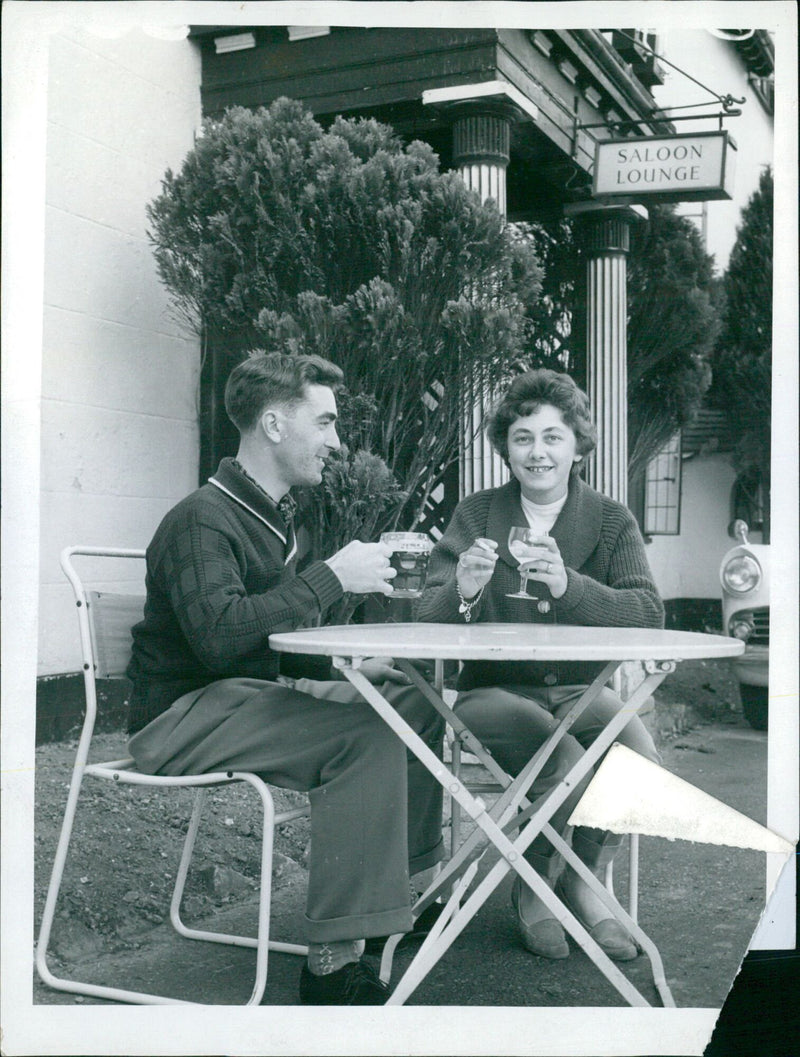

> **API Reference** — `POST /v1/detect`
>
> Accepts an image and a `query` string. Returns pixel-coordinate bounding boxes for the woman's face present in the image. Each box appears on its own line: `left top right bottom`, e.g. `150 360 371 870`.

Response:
506 403 581 504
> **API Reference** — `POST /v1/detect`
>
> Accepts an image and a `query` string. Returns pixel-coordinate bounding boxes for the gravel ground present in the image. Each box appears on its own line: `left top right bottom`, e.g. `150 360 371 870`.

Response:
33 657 747 977
33 737 310 968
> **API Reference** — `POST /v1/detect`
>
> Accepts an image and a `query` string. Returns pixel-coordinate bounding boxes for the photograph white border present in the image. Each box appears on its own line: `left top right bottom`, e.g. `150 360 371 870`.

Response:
2 3 796 1054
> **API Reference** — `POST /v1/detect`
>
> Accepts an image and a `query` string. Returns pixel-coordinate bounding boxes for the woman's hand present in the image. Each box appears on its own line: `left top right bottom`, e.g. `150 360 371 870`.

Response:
518 536 568 599
456 537 499 599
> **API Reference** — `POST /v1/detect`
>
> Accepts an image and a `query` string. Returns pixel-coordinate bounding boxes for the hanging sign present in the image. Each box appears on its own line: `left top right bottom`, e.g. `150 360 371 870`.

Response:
593 130 736 202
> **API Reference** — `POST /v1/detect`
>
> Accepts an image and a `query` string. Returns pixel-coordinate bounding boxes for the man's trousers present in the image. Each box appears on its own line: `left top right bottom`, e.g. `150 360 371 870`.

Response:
129 676 445 943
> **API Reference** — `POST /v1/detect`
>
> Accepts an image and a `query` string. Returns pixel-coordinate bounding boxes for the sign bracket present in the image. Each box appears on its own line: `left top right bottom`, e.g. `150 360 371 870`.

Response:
575 108 742 135
572 27 746 154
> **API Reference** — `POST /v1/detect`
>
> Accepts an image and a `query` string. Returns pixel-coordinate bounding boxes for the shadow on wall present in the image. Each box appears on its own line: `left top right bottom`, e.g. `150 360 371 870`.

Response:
36 675 130 746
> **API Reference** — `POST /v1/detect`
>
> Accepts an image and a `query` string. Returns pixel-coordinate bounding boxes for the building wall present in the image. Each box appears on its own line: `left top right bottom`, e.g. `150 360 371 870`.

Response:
651 29 774 272
38 28 202 676
646 452 738 603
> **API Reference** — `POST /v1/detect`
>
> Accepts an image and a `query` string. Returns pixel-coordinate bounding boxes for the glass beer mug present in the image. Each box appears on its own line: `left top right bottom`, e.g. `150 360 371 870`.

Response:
380 532 434 598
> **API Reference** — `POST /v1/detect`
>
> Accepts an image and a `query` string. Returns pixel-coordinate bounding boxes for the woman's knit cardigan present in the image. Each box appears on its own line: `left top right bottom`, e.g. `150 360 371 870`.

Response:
415 476 664 691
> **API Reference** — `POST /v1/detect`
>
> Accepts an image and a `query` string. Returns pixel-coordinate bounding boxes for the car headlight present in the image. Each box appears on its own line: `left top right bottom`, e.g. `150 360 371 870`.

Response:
721 554 762 594
730 618 754 641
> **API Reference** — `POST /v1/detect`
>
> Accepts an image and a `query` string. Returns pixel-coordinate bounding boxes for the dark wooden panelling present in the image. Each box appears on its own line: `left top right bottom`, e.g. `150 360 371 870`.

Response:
201 27 500 119
496 29 585 162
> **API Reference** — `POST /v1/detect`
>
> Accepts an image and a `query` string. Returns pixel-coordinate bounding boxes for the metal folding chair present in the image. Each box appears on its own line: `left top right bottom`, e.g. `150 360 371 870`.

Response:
438 660 641 922
35 546 308 1006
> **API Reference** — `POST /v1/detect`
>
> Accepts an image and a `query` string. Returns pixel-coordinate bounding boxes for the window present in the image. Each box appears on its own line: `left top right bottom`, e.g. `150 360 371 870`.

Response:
644 433 682 535
748 73 774 116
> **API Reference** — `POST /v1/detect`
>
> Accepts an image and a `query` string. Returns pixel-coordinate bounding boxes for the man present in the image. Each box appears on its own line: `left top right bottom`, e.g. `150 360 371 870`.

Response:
127 352 444 1004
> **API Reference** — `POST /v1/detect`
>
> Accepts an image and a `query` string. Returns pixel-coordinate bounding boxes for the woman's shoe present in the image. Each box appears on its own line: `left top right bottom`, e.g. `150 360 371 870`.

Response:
555 876 638 962
511 876 569 959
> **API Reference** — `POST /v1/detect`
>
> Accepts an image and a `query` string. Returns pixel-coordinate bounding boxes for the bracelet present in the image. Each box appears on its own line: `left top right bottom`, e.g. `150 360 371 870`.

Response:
456 582 484 623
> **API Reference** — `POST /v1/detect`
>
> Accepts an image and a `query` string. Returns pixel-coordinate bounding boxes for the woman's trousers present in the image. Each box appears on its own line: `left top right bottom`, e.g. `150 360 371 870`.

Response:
453 683 661 879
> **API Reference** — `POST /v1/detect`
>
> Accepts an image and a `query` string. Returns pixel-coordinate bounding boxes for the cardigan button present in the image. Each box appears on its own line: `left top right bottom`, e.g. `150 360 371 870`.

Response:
544 672 558 686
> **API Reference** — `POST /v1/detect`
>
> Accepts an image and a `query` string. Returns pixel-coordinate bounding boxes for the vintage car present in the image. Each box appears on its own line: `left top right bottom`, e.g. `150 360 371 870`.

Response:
719 519 770 730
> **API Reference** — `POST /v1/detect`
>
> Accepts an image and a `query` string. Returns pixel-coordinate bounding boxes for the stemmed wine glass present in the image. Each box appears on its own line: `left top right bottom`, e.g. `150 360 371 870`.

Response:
506 527 541 599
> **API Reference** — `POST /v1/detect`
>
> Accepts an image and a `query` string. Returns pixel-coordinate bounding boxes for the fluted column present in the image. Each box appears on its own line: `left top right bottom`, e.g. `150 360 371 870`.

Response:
567 203 647 505
451 104 514 495
452 107 511 215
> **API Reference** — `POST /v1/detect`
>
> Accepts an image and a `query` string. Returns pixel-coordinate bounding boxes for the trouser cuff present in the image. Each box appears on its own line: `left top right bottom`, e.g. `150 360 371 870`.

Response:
409 836 445 875
304 905 414 944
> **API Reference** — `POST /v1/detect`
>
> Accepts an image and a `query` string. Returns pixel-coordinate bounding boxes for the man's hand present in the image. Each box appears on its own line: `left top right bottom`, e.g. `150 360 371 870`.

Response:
359 656 411 685
325 541 396 595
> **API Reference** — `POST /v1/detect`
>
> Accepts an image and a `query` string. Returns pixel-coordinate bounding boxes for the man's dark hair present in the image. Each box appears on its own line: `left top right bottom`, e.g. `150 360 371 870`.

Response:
224 351 344 433
486 368 597 472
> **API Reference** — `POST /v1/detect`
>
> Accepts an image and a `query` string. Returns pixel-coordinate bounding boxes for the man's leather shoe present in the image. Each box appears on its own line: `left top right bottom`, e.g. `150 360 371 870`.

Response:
363 901 444 956
299 959 389 1005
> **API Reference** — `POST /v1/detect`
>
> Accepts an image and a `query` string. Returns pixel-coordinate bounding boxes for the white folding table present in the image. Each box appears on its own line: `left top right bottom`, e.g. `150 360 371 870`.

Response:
269 622 744 1007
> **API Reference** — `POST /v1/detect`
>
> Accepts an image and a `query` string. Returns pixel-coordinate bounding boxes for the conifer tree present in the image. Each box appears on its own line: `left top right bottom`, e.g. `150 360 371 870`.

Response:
626 204 720 487
148 99 543 538
510 209 721 493
708 167 773 536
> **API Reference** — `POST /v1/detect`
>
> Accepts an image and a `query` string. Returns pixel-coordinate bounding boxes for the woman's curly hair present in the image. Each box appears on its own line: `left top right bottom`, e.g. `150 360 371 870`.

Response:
486 369 597 473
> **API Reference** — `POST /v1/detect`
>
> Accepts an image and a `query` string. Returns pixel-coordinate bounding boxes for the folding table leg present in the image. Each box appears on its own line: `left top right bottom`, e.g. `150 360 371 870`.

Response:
337 658 676 1008
543 824 675 1007
379 863 479 986
388 839 654 1007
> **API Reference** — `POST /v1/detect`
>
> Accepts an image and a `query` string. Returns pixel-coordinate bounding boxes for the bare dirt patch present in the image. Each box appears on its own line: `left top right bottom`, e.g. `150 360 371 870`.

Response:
34 658 744 969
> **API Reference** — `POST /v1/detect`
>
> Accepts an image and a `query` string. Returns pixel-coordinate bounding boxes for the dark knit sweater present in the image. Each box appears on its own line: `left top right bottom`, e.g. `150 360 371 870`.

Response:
415 476 664 691
126 458 344 733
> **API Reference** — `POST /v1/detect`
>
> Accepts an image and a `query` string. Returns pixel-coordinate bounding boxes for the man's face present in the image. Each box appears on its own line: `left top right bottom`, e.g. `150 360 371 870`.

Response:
270 384 341 488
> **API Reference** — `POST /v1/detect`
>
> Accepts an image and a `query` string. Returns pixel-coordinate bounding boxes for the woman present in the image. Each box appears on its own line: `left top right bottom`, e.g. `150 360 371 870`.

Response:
416 369 663 962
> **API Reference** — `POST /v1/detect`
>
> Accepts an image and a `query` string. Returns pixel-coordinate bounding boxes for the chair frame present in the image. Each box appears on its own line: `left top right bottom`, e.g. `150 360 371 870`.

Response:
35 546 308 1006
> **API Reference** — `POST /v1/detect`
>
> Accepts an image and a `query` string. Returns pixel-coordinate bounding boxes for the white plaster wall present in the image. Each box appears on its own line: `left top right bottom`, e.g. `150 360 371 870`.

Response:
645 29 774 607
646 453 738 602
39 27 202 675
652 29 774 272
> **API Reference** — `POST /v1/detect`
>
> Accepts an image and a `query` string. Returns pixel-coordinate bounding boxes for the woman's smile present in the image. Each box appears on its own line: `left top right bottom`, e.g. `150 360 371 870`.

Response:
507 404 581 504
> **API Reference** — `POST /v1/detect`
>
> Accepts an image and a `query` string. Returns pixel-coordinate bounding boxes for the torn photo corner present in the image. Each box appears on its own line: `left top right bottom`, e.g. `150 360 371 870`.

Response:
568 742 795 857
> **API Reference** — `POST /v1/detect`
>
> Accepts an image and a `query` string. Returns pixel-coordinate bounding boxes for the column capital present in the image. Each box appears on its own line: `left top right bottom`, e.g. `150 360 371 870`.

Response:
565 202 648 256
451 108 512 168
422 80 538 123
563 202 648 224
